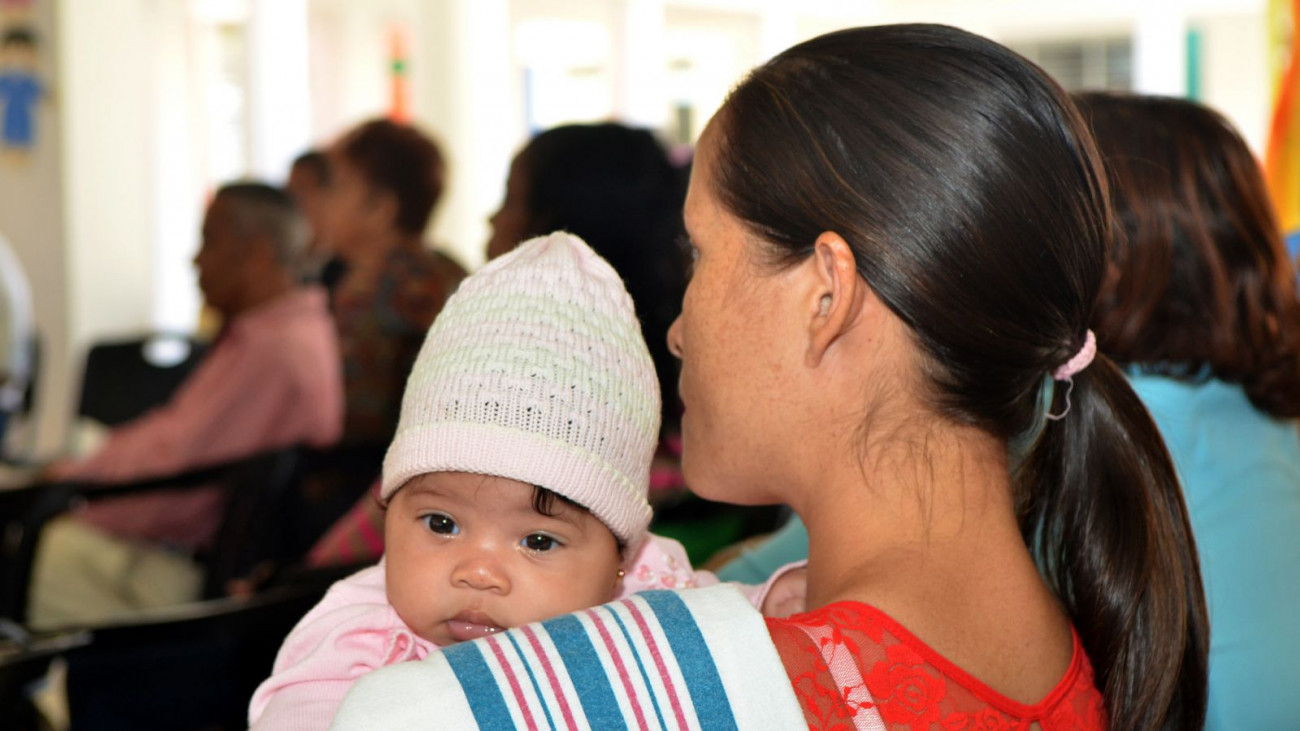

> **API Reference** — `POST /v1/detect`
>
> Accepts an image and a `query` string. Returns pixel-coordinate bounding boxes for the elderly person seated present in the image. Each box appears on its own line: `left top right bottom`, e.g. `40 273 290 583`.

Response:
28 182 343 628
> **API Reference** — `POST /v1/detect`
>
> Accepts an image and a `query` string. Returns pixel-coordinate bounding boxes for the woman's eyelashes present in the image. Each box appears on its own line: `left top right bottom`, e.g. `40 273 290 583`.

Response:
676 233 700 275
422 512 459 535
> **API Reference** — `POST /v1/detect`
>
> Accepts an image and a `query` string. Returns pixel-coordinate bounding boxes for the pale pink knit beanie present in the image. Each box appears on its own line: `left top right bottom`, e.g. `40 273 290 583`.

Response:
381 231 661 548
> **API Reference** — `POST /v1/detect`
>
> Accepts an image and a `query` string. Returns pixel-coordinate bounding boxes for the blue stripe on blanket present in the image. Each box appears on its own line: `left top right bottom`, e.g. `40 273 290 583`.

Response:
544 614 625 728
608 604 671 730
442 639 516 728
640 590 739 731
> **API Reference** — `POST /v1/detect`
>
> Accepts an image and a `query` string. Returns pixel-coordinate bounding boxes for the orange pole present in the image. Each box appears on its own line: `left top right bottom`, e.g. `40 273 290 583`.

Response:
389 28 411 124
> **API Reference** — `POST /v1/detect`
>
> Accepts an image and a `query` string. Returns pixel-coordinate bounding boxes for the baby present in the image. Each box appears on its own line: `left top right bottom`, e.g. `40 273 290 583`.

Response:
248 232 718 730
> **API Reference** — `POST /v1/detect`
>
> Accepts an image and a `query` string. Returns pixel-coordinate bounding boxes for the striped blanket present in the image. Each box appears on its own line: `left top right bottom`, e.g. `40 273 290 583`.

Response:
330 584 806 729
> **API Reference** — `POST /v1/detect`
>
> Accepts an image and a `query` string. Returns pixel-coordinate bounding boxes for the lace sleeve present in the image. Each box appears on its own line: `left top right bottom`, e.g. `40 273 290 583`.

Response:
767 616 861 729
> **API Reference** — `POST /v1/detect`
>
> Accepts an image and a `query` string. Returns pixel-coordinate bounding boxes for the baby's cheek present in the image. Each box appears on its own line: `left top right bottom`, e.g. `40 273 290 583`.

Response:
386 580 417 627
535 572 616 623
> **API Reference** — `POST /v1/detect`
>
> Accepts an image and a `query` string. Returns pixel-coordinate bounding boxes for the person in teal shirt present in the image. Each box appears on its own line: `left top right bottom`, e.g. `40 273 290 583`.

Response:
1074 93 1300 730
1124 375 1300 729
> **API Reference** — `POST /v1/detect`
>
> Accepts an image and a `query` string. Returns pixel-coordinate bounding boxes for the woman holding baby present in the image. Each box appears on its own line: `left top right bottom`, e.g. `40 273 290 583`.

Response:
323 23 1208 730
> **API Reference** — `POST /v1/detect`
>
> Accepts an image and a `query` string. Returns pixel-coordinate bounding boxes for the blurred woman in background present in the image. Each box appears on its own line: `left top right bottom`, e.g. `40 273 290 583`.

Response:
1077 91 1300 730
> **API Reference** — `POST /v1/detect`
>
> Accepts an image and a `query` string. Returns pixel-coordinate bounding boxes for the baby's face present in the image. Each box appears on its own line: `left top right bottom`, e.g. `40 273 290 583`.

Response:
385 472 623 646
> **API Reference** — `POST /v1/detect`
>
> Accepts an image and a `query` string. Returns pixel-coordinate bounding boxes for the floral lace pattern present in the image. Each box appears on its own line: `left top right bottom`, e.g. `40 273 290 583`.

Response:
766 602 1106 730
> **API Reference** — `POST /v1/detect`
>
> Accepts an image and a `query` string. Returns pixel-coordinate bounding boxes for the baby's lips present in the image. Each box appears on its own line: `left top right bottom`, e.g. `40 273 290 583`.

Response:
446 610 505 643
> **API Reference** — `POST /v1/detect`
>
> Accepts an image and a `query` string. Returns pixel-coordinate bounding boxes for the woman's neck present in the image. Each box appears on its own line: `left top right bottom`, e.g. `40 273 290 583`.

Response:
796 420 1025 611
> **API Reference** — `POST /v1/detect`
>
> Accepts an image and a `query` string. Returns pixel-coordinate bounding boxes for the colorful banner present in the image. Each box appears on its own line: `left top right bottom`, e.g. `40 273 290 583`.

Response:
0 0 44 158
1265 0 1300 234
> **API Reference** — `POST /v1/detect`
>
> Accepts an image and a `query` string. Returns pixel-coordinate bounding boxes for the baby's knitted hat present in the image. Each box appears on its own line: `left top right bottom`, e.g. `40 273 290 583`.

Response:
381 231 661 548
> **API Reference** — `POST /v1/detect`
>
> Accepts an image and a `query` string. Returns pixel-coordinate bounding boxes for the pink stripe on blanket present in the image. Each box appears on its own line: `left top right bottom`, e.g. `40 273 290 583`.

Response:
623 598 690 730
486 635 540 731
520 624 579 731
586 608 651 731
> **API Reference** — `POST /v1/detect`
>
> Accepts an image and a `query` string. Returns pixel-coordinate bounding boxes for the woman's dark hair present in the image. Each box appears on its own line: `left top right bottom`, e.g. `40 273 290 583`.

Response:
1075 92 1300 417
292 149 331 187
712 25 1206 730
516 124 688 429
338 119 445 236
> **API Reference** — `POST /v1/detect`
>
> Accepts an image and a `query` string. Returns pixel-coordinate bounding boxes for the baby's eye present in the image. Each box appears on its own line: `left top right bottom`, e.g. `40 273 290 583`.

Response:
521 533 560 552
422 513 459 535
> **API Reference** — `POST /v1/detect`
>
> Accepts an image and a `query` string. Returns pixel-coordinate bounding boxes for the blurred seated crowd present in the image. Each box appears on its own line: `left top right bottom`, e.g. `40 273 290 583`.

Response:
0 26 1298 730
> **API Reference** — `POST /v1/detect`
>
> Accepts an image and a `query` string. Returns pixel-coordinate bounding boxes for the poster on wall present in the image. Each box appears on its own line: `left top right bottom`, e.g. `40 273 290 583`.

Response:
0 0 44 161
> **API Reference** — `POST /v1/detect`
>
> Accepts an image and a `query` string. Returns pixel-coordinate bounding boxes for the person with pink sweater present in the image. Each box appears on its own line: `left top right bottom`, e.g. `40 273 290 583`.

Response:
248 232 772 729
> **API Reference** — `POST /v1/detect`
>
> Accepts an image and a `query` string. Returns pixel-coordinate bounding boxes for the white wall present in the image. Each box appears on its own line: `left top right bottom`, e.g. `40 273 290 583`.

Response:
1198 11 1271 152
55 0 158 453
247 0 311 181
418 0 517 270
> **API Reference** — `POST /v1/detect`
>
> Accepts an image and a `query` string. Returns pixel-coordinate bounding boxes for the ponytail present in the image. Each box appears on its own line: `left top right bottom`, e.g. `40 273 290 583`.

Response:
1019 356 1208 730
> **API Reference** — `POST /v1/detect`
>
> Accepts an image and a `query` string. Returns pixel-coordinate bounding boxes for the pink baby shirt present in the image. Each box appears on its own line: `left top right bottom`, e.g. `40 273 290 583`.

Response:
248 534 718 730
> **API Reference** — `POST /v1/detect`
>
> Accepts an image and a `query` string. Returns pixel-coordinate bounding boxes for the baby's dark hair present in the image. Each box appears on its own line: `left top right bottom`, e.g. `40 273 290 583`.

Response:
531 485 624 552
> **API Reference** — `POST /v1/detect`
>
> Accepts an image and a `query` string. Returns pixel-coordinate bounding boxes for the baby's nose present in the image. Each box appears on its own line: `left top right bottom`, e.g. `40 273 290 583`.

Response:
451 555 510 594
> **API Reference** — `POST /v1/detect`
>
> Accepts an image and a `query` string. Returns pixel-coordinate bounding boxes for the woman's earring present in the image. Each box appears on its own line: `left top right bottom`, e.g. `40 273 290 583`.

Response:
616 569 626 579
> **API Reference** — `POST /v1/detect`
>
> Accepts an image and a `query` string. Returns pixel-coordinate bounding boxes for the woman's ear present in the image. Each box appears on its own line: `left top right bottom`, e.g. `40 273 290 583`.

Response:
805 231 862 367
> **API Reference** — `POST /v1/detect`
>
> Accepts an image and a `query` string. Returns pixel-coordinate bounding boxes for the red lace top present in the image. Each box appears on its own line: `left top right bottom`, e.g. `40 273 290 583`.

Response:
766 602 1106 730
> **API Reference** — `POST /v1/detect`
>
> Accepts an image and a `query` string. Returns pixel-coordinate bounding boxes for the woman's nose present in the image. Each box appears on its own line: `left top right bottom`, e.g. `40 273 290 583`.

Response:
667 315 684 359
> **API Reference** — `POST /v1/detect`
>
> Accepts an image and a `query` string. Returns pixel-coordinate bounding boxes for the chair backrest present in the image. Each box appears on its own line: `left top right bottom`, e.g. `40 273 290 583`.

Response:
0 627 91 731
0 447 302 624
76 333 209 428
0 480 79 622
61 583 328 731
279 441 388 559
200 447 303 598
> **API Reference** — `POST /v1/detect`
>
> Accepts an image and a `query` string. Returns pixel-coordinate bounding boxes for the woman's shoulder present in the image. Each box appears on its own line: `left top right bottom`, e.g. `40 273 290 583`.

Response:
766 601 1106 730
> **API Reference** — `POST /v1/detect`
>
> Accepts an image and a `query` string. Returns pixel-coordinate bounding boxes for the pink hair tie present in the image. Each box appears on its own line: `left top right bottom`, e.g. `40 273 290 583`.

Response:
1052 330 1096 381
1046 330 1096 421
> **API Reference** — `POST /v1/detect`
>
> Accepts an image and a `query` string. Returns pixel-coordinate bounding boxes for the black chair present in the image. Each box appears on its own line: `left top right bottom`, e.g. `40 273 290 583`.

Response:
0 622 91 731
280 441 388 560
61 582 329 731
75 333 208 430
0 447 302 625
